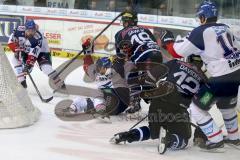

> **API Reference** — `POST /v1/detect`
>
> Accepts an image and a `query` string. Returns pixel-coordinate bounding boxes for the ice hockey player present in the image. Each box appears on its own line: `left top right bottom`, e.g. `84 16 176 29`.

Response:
160 1 240 150
111 56 208 154
115 10 162 66
8 19 65 89
65 38 135 116
114 10 163 114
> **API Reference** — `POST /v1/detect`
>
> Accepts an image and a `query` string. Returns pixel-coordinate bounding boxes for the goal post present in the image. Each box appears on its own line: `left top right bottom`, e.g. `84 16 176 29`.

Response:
0 44 40 129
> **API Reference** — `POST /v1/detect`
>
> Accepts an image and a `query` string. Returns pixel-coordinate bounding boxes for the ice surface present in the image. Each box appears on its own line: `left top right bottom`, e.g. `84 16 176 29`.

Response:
0 55 239 160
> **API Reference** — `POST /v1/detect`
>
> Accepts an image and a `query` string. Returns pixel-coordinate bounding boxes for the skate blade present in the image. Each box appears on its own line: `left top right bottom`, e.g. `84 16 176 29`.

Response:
158 127 167 154
226 143 240 150
200 147 226 153
109 136 117 144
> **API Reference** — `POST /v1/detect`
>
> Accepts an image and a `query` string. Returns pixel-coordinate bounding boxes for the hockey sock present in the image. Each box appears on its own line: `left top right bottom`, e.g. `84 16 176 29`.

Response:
189 102 223 143
128 126 150 143
220 108 239 140
168 134 188 150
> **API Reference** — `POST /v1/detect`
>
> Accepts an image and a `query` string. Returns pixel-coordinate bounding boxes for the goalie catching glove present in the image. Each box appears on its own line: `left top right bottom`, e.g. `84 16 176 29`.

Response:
82 38 94 54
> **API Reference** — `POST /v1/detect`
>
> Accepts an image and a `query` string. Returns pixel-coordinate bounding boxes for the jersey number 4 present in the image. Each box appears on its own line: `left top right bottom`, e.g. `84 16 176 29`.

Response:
217 33 235 58
174 71 200 93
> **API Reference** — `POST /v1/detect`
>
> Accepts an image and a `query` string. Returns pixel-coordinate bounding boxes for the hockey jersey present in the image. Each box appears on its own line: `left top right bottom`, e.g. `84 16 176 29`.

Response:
83 55 128 89
8 25 50 58
167 23 240 77
115 26 161 63
147 59 206 97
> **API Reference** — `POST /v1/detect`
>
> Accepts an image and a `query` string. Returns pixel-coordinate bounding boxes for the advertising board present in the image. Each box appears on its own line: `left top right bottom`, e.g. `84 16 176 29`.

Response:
0 15 24 43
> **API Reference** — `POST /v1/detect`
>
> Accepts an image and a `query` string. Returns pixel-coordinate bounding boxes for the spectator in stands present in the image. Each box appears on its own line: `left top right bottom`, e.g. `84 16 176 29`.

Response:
34 0 46 7
106 0 116 11
88 0 97 10
74 0 88 9
158 2 168 16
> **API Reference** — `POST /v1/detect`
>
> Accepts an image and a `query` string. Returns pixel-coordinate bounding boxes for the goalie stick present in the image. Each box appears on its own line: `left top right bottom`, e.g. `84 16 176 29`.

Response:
27 72 53 103
53 11 125 80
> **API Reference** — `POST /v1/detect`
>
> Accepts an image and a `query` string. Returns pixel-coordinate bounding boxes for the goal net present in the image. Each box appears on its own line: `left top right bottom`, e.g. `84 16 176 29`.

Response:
0 44 40 129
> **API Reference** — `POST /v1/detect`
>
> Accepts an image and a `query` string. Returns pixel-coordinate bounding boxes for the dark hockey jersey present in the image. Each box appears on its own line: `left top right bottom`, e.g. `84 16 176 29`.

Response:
148 59 206 97
115 26 161 63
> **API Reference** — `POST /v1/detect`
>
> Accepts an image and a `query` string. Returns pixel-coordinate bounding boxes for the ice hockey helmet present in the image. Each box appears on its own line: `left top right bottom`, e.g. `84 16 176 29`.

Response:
121 11 138 27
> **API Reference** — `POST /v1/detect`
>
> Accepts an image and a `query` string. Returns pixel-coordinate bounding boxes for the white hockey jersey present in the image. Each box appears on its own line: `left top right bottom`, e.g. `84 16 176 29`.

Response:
87 64 128 89
8 25 50 58
173 23 240 77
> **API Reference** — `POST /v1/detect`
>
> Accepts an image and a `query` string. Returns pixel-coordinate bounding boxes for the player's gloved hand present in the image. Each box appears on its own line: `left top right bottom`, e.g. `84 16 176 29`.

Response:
82 38 94 55
160 30 175 49
23 55 36 73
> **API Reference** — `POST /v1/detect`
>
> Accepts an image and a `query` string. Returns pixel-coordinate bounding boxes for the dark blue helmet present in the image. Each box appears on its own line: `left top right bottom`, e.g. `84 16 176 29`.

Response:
25 19 36 30
96 57 112 69
196 1 218 19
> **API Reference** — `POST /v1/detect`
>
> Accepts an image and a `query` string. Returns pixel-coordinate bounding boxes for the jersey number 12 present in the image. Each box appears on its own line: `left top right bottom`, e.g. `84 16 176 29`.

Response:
174 71 199 93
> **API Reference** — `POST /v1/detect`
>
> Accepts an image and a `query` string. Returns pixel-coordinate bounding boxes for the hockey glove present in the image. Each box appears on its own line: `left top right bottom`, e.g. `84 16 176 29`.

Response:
160 30 174 49
82 38 94 54
24 55 36 73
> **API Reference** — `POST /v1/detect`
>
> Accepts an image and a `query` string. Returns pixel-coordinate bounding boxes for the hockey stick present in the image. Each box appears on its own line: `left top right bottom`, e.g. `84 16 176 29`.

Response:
129 114 148 130
53 12 125 79
27 71 53 103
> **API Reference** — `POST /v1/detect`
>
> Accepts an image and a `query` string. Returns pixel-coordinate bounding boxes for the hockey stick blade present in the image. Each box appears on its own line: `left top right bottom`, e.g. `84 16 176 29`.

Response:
27 72 53 103
41 96 53 103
